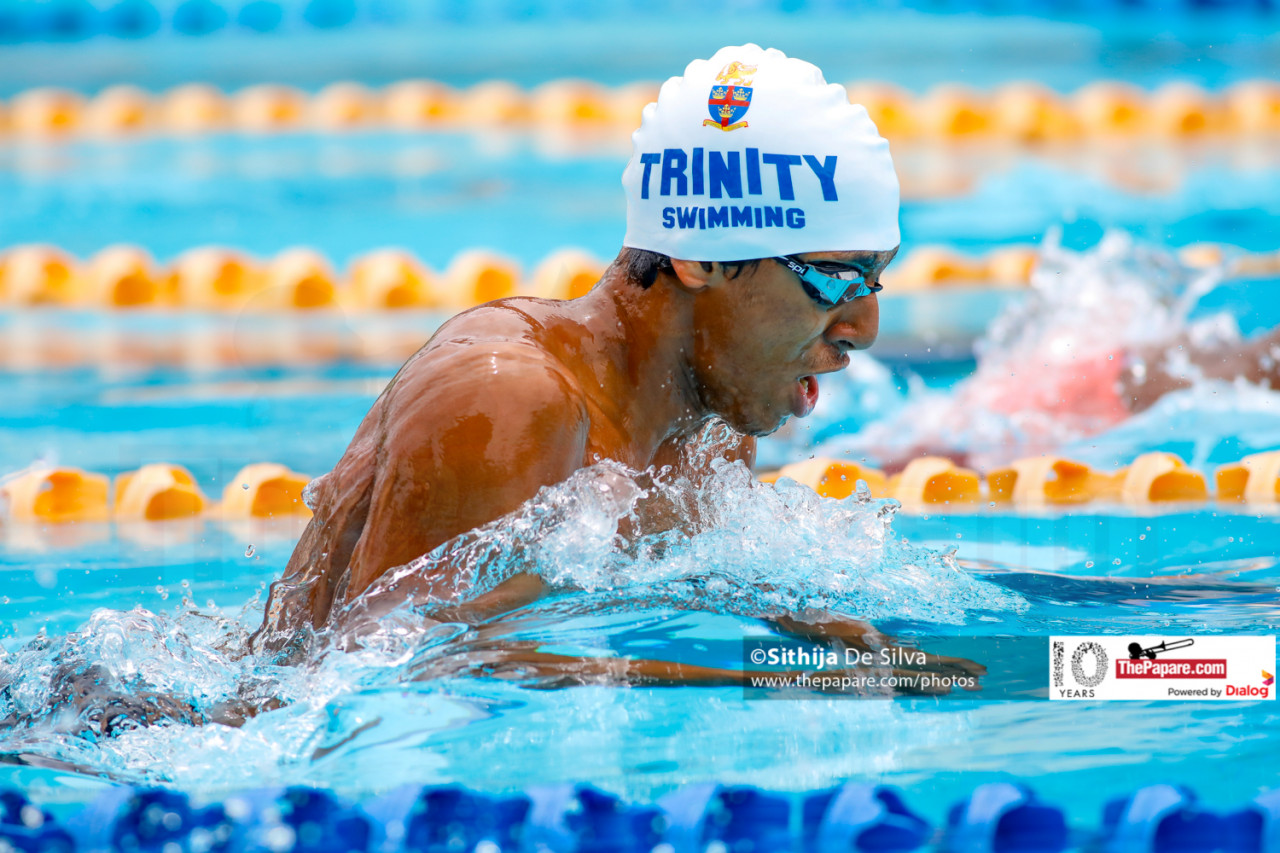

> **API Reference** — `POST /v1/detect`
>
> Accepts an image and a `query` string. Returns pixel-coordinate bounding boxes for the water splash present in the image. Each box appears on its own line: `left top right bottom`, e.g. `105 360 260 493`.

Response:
817 230 1242 470
0 451 1022 784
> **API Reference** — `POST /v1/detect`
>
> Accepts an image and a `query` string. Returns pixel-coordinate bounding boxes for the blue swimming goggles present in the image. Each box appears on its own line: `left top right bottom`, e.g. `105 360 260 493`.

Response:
774 256 881 307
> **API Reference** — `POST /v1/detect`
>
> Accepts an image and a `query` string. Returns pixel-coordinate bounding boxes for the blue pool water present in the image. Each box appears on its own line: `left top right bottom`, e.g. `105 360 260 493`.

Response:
4 6 1280 838
3 237 1280 828
5 132 1280 266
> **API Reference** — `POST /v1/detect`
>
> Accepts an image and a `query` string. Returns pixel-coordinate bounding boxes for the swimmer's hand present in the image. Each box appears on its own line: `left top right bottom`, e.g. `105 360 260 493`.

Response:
771 610 987 689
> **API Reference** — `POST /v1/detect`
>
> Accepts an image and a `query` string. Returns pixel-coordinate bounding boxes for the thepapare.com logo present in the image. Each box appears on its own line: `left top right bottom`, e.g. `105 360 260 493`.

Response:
1051 636 1276 700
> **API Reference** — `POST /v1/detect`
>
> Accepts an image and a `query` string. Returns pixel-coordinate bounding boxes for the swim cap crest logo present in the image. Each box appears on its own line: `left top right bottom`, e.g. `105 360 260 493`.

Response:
704 61 756 132
623 44 900 261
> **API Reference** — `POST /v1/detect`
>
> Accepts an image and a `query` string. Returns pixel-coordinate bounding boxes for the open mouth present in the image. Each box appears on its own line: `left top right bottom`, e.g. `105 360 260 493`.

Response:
793 375 819 418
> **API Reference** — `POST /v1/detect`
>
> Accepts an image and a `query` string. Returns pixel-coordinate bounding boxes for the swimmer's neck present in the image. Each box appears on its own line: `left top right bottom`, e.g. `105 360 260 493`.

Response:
564 263 711 460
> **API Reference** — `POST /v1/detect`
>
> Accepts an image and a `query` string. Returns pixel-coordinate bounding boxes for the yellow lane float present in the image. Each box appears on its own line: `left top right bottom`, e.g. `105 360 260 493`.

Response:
1226 80 1280 134
1072 81 1147 136
83 245 162 307
991 82 1079 142
881 246 987 290
83 85 153 136
916 85 990 137
1216 451 1280 502
528 249 605 300
609 82 661 128
114 464 207 520
233 84 307 132
457 81 529 125
310 82 381 129
443 250 521 307
2 467 110 523
169 247 260 309
984 245 1040 287
988 457 1098 504
530 79 612 124
771 457 889 500
0 244 78 305
220 463 312 518
845 81 917 139
384 79 459 127
1119 452 1208 503
347 249 438 309
892 457 981 506
262 248 338 309
1149 83 1222 137
9 88 86 137
159 84 230 133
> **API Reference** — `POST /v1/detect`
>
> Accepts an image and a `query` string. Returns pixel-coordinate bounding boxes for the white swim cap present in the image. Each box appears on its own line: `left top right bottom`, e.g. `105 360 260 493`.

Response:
622 44 900 262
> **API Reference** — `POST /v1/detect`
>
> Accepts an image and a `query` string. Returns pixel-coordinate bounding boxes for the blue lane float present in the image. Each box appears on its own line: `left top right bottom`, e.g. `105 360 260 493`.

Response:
0 0 1274 42
7 782 1280 853
945 782 1068 852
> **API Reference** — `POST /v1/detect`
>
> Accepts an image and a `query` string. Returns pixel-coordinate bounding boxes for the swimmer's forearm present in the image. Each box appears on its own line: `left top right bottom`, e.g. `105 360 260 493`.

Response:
429 572 549 625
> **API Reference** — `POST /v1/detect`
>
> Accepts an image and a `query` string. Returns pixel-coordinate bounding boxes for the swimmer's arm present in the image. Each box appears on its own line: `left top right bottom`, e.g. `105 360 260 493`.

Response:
1120 328 1280 412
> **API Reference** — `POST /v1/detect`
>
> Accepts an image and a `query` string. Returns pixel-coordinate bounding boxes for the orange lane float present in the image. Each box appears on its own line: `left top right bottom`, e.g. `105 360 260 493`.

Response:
769 457 889 500
844 81 917 140
915 85 990 138
2 467 110 523
169 247 261 309
347 249 438 309
1148 83 1223 137
159 83 230 134
988 457 1099 505
114 464 207 521
219 463 312 518
82 245 163 307
983 245 1040 287
880 246 987 291
442 249 522 307
1071 81 1148 136
1225 80 1280 134
6 79 1280 143
0 244 79 305
530 79 613 125
232 84 307 132
82 85 153 136
891 457 982 506
456 81 529 125
528 249 605 300
8 88 86 137
990 82 1080 143
310 82 381 129
1216 451 1280 503
1118 452 1208 503
261 248 339 309
383 80 459 127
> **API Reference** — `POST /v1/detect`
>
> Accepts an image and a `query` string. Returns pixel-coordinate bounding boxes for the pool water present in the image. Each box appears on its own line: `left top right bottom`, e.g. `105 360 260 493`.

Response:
3 236 1280 829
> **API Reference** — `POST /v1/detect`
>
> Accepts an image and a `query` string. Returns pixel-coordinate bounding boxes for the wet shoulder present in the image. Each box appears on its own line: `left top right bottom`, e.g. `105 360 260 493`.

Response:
390 298 587 408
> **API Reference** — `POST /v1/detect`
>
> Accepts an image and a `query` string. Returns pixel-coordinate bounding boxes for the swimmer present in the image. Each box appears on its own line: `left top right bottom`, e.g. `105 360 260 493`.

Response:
245 46 982 690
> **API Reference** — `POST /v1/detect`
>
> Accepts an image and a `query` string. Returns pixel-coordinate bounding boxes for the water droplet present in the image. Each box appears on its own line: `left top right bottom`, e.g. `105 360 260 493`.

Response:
1139 534 1146 540
1 597 8 605
1112 558 1121 565
155 585 169 600
245 544 256 558
955 533 963 539
241 482 250 490
1085 560 1094 568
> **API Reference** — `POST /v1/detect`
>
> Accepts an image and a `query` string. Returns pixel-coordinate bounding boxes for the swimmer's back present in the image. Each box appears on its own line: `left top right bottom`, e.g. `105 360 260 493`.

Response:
254 297 597 648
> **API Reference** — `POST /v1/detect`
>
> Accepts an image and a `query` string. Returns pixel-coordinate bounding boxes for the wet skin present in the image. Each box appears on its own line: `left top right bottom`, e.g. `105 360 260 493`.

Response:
250 246 901 665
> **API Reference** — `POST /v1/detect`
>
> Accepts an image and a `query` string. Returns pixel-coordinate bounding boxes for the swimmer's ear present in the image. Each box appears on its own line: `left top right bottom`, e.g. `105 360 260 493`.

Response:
669 258 721 291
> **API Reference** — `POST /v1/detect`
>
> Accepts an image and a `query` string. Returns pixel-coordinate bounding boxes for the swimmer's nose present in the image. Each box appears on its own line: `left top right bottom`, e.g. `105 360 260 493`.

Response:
824 295 879 352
